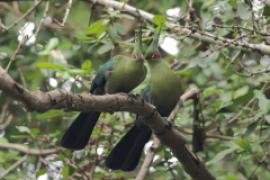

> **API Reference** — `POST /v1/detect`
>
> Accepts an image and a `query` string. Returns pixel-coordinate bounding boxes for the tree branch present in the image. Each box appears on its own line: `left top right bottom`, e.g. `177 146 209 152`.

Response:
0 66 215 179
136 88 200 179
90 0 270 55
0 143 62 156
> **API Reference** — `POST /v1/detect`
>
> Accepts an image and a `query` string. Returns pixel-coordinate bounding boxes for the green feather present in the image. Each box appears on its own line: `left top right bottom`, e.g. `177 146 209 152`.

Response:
148 59 182 116
106 55 146 93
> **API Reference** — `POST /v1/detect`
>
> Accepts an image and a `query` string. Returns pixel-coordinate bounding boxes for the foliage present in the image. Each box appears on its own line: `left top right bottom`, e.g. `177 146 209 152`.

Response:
0 0 269 179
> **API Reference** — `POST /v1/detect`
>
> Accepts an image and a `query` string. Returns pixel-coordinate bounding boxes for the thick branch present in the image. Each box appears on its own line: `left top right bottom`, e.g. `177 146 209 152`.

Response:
0 66 215 180
137 88 200 179
91 0 270 55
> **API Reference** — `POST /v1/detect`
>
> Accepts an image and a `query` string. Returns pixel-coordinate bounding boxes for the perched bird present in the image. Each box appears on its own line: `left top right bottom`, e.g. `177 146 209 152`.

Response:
106 28 183 171
61 30 147 150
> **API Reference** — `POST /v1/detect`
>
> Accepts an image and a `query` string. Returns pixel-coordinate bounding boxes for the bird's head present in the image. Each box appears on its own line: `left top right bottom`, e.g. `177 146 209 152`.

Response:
145 27 162 61
132 28 146 61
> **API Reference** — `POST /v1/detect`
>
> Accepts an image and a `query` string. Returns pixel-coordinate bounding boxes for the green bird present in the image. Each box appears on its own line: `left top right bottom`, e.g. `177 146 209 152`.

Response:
106 28 183 171
61 30 147 150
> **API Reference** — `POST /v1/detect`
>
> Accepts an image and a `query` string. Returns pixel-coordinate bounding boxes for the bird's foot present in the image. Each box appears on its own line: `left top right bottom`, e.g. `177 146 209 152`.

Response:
127 93 144 103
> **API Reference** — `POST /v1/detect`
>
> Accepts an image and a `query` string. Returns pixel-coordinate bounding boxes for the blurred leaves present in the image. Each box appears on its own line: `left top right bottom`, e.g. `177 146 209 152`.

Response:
0 0 269 179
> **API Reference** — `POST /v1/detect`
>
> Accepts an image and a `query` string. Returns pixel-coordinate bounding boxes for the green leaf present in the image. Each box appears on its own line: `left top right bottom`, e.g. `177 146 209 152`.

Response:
62 165 70 179
237 2 251 20
263 5 270 16
153 15 166 26
36 62 66 71
113 23 128 35
243 120 259 137
233 86 249 99
234 138 251 150
39 38 59 55
228 0 237 8
16 126 30 134
81 60 92 71
85 20 107 37
98 43 114 55
36 168 47 177
46 38 59 51
0 137 8 143
225 175 238 180
207 147 236 165
35 110 64 120
254 90 270 114
30 128 40 137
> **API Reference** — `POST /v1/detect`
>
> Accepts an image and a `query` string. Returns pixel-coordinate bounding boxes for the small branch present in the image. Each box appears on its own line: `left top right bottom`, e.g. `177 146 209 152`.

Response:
5 42 23 72
0 101 10 120
177 127 237 141
91 0 270 55
136 136 160 180
0 143 62 155
4 0 42 32
0 155 28 178
61 0 73 26
0 18 8 31
34 1 50 36
168 88 200 122
0 115 13 130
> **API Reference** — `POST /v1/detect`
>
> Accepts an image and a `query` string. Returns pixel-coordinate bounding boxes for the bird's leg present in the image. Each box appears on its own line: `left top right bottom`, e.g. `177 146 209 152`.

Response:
127 93 144 105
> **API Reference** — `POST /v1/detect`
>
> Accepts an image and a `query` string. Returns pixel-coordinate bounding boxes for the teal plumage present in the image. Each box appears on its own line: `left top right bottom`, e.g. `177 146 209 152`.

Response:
61 32 147 150
106 29 183 171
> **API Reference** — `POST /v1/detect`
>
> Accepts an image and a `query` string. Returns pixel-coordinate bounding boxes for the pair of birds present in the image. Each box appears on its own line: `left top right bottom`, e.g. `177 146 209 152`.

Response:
61 29 183 171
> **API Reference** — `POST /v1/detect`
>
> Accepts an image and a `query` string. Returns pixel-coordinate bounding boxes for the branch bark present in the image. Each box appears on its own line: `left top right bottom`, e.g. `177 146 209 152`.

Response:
90 0 270 55
0 66 215 179
136 88 200 180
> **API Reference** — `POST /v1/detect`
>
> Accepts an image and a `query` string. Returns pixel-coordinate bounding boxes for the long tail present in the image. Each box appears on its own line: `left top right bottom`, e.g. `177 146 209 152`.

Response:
106 123 151 171
61 112 100 150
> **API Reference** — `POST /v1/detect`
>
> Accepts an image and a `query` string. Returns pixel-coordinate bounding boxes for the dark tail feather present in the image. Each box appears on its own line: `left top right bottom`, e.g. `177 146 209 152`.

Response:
61 112 100 150
192 127 205 153
106 124 151 171
192 98 205 153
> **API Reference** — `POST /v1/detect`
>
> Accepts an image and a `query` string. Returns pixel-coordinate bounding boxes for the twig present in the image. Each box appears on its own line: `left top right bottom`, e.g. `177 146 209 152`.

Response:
0 143 62 155
0 115 13 130
4 0 42 32
213 24 270 37
61 0 73 26
177 127 237 141
136 136 160 180
0 18 8 31
0 155 28 178
0 100 10 120
90 0 270 55
35 0 50 36
5 42 23 72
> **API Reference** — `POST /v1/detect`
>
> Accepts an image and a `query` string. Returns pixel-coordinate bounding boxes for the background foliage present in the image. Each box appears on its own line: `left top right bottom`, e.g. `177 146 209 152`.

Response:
0 0 269 179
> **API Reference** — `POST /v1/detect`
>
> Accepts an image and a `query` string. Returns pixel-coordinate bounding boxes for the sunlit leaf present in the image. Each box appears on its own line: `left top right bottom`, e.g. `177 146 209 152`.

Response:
234 138 251 150
85 20 107 38
35 110 65 120
36 62 66 71
207 147 237 165
81 60 93 71
16 126 30 134
233 86 249 99
153 15 166 26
